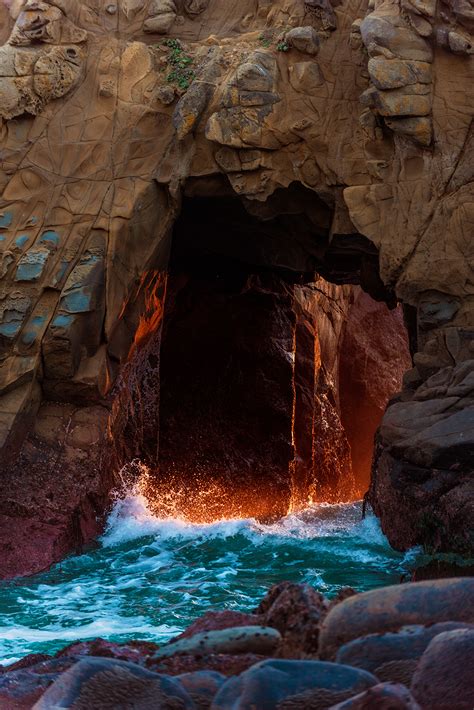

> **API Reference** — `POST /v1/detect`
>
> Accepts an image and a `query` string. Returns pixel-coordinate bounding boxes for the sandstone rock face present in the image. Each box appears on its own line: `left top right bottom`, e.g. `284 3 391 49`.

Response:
368 359 474 553
0 0 472 571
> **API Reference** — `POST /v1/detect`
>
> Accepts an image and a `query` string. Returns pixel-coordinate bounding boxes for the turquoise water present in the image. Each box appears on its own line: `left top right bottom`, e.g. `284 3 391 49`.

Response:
0 494 419 665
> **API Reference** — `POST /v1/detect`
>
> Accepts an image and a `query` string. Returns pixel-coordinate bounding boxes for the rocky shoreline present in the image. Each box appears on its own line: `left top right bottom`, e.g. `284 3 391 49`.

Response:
2 577 473 709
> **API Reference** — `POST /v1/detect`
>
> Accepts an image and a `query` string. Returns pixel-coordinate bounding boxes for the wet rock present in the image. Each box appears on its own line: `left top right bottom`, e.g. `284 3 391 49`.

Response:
335 622 474 674
319 579 474 659
328 682 421 709
339 291 411 491
255 581 328 656
0 401 112 579
33 657 195 709
153 626 281 659
177 611 262 640
410 628 474 709
0 0 472 572
211 659 378 710
368 361 474 555
56 638 160 665
411 560 474 581
2 654 52 671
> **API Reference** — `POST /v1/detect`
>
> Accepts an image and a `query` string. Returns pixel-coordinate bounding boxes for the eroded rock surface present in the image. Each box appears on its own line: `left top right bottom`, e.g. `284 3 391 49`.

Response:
0 0 472 572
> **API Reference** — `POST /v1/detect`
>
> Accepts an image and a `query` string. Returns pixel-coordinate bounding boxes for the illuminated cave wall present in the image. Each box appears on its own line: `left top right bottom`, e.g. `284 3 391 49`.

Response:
114 188 411 520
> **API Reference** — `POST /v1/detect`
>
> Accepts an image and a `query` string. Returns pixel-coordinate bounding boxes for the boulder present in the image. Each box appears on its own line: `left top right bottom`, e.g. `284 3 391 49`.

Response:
284 27 320 55
211 659 378 710
33 657 195 709
0 657 76 710
335 622 474 674
410 629 474 709
255 581 328 656
152 626 282 660
176 611 263 640
319 579 474 659
177 671 227 709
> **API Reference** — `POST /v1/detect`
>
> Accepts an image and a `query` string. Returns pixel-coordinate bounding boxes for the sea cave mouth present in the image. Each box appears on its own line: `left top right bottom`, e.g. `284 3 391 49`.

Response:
129 184 412 524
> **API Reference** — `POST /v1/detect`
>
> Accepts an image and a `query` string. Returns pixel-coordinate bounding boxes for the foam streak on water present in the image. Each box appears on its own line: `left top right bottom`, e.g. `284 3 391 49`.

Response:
0 494 418 665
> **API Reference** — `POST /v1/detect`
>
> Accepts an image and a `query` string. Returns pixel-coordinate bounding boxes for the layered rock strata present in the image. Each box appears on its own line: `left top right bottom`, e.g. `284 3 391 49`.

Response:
0 0 472 569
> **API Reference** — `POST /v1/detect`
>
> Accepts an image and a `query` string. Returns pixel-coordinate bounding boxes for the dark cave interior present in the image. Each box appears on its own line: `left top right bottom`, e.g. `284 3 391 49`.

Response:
131 185 411 521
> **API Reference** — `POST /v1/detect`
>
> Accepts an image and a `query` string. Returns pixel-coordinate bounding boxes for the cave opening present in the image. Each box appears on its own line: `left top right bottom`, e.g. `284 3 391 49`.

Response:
138 183 411 523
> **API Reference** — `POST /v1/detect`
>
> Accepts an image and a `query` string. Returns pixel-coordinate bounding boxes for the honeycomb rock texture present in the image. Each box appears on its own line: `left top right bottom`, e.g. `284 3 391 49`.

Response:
0 0 472 575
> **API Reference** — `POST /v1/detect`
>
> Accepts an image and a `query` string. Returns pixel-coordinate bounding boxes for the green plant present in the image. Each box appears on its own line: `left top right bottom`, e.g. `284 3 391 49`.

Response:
277 40 290 52
258 32 272 48
162 38 195 91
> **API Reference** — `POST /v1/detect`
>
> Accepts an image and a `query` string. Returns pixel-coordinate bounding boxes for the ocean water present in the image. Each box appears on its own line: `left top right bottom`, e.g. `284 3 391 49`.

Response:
0 492 420 666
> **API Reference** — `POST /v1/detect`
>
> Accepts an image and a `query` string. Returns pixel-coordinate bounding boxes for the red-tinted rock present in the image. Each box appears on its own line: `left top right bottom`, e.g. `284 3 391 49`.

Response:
177 611 263 640
0 403 113 579
292 283 356 504
339 291 411 494
149 270 297 521
255 581 329 656
1 653 52 672
56 638 159 665
147 652 267 677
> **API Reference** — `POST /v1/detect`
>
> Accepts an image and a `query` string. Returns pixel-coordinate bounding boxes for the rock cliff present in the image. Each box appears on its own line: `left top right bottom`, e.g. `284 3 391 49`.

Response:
0 0 472 574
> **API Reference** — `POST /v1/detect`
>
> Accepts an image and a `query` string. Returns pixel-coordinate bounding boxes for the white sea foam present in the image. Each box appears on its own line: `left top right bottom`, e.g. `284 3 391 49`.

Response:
0 493 421 666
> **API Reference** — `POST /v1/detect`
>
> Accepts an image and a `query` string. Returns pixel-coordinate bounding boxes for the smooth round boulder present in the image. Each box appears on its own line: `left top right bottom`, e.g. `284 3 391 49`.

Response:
328 682 421 709
336 622 474 672
211 659 378 710
33 657 195 709
410 628 474 709
153 625 281 659
319 578 474 659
